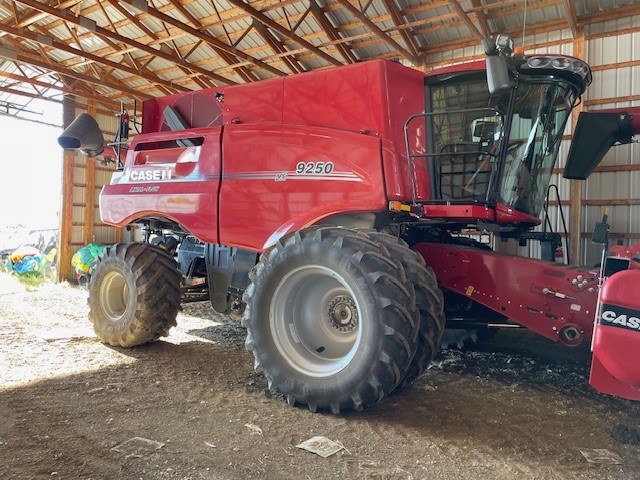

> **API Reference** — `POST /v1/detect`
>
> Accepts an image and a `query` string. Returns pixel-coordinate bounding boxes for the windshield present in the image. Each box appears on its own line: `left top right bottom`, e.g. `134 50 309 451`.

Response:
498 82 576 216
427 77 576 217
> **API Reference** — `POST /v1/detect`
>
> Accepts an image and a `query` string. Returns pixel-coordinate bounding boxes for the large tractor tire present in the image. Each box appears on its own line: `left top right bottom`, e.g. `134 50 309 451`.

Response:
242 227 419 414
363 231 445 388
88 243 181 347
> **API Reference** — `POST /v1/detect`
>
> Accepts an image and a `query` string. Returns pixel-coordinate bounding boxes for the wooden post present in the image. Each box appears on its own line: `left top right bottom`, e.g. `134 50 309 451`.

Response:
84 100 97 246
58 95 76 282
569 27 585 265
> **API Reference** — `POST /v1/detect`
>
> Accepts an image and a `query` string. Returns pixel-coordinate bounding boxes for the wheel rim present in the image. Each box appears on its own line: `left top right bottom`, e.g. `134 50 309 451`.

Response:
270 265 362 377
100 271 129 322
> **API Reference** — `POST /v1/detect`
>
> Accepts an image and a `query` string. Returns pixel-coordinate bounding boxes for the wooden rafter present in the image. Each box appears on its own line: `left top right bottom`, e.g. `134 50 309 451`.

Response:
469 0 491 39
334 0 417 65
309 0 356 64
381 0 420 60
13 0 238 86
0 23 186 95
13 63 41 95
224 0 341 67
104 1 212 89
448 0 483 41
13 0 83 28
0 83 61 103
561 0 578 38
0 0 637 111
252 20 303 74
0 44 150 100
0 68 119 107
161 0 259 82
118 0 286 77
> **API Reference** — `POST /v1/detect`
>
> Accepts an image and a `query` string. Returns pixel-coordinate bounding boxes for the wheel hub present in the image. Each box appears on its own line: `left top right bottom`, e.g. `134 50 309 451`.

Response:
327 295 358 333
270 264 362 377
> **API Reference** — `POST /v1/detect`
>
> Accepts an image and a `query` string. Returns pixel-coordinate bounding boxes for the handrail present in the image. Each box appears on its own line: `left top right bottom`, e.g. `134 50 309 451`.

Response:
403 108 502 205
543 183 570 265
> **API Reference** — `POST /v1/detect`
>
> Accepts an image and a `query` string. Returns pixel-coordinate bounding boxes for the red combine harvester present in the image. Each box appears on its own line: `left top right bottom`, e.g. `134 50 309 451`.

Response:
59 35 640 413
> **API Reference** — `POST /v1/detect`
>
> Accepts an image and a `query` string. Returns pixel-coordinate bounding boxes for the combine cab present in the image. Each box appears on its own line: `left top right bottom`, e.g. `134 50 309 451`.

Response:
59 35 640 412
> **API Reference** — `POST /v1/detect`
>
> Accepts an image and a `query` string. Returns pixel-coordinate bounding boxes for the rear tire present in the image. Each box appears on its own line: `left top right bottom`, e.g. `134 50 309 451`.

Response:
363 231 445 387
88 243 181 347
243 227 419 414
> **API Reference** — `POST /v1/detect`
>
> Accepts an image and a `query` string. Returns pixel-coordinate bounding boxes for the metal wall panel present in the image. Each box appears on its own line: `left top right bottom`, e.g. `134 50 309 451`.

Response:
583 30 640 264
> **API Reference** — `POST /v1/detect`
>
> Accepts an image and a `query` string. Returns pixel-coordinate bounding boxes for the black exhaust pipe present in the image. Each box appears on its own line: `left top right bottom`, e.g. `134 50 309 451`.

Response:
57 113 105 157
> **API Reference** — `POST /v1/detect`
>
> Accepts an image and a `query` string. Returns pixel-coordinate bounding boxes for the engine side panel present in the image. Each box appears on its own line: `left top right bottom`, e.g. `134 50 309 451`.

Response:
219 124 387 251
100 127 222 244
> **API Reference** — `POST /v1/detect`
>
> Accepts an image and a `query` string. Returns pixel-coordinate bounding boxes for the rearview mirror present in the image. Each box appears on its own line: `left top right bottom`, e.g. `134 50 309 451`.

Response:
483 35 514 95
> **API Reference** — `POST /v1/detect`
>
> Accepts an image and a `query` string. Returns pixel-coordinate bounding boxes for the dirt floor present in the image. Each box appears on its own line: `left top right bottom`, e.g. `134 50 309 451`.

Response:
1 273 639 480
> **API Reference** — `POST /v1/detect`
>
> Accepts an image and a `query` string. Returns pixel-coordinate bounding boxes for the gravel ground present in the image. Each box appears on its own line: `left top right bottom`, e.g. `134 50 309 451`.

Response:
1 273 639 480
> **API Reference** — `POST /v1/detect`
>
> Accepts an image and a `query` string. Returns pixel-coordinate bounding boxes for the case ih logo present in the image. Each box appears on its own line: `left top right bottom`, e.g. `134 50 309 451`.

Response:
130 169 172 182
599 304 640 332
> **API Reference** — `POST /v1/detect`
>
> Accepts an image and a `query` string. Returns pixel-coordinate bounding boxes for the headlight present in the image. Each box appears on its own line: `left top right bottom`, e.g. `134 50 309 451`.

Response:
521 55 592 86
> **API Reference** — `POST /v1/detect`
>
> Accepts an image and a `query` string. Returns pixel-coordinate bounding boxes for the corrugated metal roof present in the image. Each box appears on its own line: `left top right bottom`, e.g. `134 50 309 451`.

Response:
0 0 639 117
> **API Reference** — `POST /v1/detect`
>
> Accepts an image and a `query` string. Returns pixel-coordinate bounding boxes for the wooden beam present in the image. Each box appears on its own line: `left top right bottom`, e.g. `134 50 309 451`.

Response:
161 0 259 82
252 20 303 74
84 99 96 247
0 44 151 100
381 0 420 61
118 0 285 77
585 94 640 107
58 94 75 282
561 0 578 38
469 0 491 38
13 0 238 86
224 0 341 67
579 3 640 25
13 0 82 28
569 27 585 266
334 0 417 64
103 1 213 88
0 83 62 103
448 0 483 41
309 0 357 64
0 23 186 95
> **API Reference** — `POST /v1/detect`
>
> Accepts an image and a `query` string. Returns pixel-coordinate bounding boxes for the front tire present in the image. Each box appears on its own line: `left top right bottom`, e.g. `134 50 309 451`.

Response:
363 231 445 388
88 243 181 347
243 227 419 414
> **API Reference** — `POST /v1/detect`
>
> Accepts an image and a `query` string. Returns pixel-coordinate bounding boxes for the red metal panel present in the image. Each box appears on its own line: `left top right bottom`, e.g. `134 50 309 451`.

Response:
589 269 640 400
494 203 541 225
282 61 382 135
100 127 222 243
219 124 387 251
414 242 599 343
223 76 284 125
420 202 543 224
422 204 495 221
141 60 427 205
383 61 430 200
381 138 406 200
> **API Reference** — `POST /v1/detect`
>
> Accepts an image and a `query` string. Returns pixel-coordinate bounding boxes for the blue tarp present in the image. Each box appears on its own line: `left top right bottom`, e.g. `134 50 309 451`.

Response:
5 246 45 274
